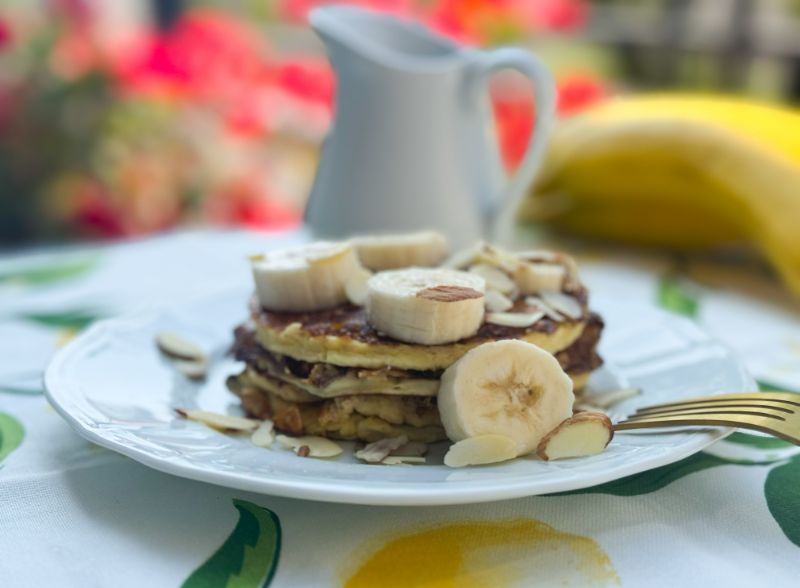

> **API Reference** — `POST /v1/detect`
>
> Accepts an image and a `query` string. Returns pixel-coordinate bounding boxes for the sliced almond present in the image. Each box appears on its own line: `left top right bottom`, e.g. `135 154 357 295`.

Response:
345 267 373 306
469 263 516 294
524 296 564 321
355 435 408 463
583 387 641 409
157 332 207 362
392 441 428 457
382 456 426 465
539 292 583 320
484 289 513 313
485 311 544 328
443 434 518 468
174 359 208 380
175 409 259 432
251 420 275 447
536 412 613 461
514 262 566 294
442 242 484 270
474 244 520 274
276 434 343 458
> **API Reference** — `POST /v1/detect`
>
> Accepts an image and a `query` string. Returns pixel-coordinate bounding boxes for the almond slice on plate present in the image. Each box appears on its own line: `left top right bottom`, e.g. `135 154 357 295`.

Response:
175 409 259 432
391 441 428 457
276 434 343 458
536 412 614 461
355 435 408 463
251 420 275 447
443 434 518 468
173 359 208 380
485 311 544 328
157 332 207 362
382 456 426 465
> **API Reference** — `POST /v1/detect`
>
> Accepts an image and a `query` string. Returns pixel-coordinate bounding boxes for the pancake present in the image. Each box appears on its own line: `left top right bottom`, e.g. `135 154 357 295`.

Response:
226 315 603 442
250 292 590 371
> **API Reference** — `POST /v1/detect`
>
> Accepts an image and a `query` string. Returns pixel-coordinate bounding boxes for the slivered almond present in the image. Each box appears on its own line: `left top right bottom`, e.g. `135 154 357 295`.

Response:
276 434 343 458
416 285 483 302
443 434 518 468
525 296 564 321
382 456 426 465
174 359 208 380
485 311 544 328
175 409 259 432
156 332 207 362
536 412 613 461
469 263 516 294
392 441 428 457
484 289 513 313
355 435 408 463
583 387 641 409
251 420 275 447
539 292 583 320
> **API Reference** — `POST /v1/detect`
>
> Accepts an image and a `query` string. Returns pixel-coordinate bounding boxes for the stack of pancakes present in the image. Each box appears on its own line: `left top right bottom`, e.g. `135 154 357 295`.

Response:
227 273 603 443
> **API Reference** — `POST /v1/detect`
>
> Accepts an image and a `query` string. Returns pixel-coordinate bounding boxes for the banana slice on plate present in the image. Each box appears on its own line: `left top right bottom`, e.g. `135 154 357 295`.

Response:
438 339 574 456
351 231 447 271
366 268 485 345
251 241 363 312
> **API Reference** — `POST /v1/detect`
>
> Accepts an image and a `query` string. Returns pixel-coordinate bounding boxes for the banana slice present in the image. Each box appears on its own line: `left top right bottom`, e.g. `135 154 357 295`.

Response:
437 339 574 455
366 268 485 345
251 241 363 312
351 231 447 271
514 262 566 294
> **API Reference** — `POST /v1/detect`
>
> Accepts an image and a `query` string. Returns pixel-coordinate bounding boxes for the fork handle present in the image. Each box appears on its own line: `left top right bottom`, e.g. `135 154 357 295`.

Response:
615 414 799 446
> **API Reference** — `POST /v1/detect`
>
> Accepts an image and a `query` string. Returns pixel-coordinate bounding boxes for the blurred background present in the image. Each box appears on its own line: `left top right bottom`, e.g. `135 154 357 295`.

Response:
1 0 799 246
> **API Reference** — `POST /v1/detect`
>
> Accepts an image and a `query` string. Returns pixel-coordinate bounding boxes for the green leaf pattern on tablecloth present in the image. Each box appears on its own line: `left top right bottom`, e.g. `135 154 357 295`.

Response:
552 452 762 497
0 256 98 286
657 274 700 318
0 413 25 465
0 385 44 396
765 455 800 548
20 310 103 331
182 499 281 588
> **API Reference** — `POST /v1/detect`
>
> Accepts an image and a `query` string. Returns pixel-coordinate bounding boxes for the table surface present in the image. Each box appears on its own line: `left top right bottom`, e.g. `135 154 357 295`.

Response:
1 229 799 588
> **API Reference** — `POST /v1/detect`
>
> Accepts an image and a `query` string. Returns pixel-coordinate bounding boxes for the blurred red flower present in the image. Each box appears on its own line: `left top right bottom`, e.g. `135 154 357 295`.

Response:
0 18 11 50
493 72 607 169
206 173 301 230
112 9 267 104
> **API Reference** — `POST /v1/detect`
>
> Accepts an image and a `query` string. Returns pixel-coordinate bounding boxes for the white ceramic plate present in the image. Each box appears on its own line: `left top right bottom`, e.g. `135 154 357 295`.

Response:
45 288 754 505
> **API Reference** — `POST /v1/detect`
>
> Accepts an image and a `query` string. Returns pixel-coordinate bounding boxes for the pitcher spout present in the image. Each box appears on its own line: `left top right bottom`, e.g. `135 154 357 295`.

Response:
310 6 463 70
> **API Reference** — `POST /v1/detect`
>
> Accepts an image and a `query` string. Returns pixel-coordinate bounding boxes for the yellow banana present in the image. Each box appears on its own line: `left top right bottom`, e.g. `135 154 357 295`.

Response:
522 94 800 297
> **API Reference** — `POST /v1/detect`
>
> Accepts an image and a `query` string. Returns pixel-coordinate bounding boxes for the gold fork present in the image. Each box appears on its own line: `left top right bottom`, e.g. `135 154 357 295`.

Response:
614 392 800 445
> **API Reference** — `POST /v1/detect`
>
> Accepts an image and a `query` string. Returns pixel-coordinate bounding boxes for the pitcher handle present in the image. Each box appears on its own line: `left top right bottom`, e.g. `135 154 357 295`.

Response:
470 48 557 230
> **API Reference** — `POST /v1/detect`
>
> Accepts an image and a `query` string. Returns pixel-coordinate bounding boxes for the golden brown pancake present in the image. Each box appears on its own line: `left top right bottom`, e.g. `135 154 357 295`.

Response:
250 295 589 371
227 316 603 443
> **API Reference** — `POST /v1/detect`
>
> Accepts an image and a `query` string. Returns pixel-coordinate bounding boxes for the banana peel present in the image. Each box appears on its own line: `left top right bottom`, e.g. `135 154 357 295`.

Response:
521 94 800 297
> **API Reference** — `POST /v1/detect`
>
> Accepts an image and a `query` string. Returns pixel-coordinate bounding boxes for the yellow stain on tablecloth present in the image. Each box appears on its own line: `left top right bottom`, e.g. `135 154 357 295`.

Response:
343 519 619 588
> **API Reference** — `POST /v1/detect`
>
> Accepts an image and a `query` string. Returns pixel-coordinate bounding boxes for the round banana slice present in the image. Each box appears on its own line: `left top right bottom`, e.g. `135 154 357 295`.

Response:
351 231 447 271
437 339 574 455
366 268 485 345
251 241 362 312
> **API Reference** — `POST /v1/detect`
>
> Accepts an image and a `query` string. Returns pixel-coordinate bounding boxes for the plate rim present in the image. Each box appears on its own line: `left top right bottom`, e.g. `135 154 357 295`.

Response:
44 298 752 506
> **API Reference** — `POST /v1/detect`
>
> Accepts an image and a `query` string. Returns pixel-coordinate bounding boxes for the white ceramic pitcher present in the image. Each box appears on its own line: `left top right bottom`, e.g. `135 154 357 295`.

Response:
304 6 556 248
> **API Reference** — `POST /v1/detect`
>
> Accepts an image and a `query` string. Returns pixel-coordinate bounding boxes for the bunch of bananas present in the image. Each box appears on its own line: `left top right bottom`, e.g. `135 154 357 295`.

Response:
520 94 800 297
